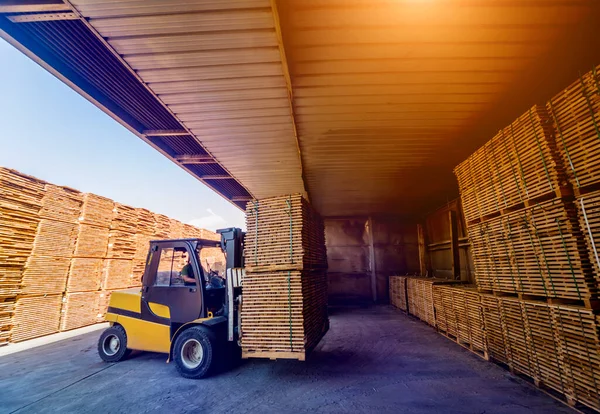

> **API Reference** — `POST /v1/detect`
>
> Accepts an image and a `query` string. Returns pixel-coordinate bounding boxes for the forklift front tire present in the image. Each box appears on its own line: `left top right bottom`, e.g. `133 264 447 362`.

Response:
173 325 216 379
98 325 131 363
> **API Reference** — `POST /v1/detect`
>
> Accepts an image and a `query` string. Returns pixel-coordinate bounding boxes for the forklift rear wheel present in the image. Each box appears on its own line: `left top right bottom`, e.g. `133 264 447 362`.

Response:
173 325 217 379
98 325 131 363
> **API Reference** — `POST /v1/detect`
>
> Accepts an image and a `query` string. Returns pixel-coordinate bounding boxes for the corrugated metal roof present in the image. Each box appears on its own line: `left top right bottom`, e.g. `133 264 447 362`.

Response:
277 0 595 216
1 0 598 217
68 0 305 200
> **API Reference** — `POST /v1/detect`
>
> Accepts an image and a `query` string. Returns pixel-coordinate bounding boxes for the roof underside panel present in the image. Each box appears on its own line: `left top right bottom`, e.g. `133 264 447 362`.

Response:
278 0 598 216
71 0 306 201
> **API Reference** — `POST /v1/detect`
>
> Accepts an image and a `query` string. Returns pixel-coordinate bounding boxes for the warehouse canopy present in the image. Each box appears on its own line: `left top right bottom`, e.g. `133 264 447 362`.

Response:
1 0 599 216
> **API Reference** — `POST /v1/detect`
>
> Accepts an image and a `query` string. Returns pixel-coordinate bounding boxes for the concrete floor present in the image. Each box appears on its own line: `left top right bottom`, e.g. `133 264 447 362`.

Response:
0 306 572 414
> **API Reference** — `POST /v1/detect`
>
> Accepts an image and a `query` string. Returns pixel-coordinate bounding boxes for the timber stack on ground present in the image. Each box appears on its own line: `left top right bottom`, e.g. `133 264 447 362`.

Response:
0 166 224 344
389 275 408 312
405 277 463 327
242 194 328 361
450 66 600 411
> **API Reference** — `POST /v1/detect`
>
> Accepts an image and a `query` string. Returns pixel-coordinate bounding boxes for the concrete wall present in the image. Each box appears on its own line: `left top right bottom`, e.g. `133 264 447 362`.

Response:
325 217 419 304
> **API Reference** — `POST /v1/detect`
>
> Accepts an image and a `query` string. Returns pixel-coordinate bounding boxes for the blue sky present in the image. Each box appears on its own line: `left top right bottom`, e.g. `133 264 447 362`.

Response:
0 39 245 231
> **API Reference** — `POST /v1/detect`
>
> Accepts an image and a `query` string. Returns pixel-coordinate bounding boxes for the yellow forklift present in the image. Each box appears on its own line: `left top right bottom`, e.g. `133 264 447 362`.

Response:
97 228 244 379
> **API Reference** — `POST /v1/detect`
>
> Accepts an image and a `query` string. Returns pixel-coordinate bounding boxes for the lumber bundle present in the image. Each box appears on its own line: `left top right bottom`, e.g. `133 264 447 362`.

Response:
169 218 183 239
134 233 152 261
11 294 62 342
244 194 327 272
469 197 597 301
389 275 408 311
102 259 134 290
577 190 600 277
406 277 462 326
241 194 328 361
39 184 82 224
60 292 101 331
20 256 71 295
73 224 108 258
547 65 600 190
241 269 328 361
433 286 487 357
154 213 171 238
66 258 103 292
0 168 44 296
106 230 136 259
136 208 155 235
181 223 201 239
30 219 77 258
0 299 15 345
131 260 145 287
110 203 138 233
455 106 562 225
79 193 113 227
97 290 115 322
481 294 509 364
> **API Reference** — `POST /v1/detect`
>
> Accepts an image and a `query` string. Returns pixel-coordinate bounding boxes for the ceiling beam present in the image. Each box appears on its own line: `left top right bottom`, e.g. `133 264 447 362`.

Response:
175 154 215 164
7 12 77 22
231 196 252 202
200 175 232 180
143 129 191 137
0 0 69 13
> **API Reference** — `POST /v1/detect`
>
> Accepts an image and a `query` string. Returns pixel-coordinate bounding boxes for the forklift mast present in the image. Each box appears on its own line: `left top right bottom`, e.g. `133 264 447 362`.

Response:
216 227 244 269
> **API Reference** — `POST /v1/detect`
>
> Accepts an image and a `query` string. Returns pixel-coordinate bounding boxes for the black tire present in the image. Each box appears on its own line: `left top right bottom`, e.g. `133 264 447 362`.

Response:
98 325 132 363
173 325 217 379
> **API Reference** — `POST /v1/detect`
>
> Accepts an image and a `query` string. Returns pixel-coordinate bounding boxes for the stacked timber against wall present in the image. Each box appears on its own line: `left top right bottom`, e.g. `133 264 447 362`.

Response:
242 194 328 361
448 65 600 411
0 167 222 345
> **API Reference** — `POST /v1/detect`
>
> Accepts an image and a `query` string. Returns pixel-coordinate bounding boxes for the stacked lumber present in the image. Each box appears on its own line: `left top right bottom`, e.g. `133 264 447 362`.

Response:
73 224 108 258
455 105 562 224
0 168 44 297
131 260 145 287
60 292 101 331
39 184 82 224
102 259 134 290
241 194 328 361
134 233 152 261
110 203 138 233
66 258 103 292
0 299 15 346
169 218 183 239
20 256 71 295
30 219 77 257
106 230 136 259
154 213 171 238
97 290 114 322
79 193 113 227
432 286 487 357
11 294 62 342
244 194 327 271
406 277 462 326
481 295 509 364
469 198 597 301
389 275 408 311
547 64 600 190
136 208 155 235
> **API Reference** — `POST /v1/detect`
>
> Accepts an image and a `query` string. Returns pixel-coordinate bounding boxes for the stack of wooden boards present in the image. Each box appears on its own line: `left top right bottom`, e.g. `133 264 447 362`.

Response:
389 275 407 311
451 65 600 411
390 278 600 411
241 194 328 361
0 167 223 344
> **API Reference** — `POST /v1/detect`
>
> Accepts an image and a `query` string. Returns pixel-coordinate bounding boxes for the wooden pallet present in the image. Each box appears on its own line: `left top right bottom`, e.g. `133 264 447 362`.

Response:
73 224 108 258
389 275 408 312
241 269 329 361
79 193 113 228
60 291 101 331
39 184 82 224
469 197 598 301
244 194 327 272
11 294 62 342
547 64 600 191
66 258 103 292
455 105 563 225
102 259 134 290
